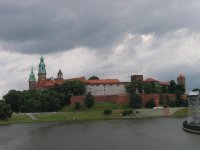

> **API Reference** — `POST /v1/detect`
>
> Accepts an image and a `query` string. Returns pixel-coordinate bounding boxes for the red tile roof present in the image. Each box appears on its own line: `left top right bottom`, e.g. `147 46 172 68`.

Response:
66 76 86 82
36 76 87 88
143 78 159 82
144 78 170 86
36 79 65 88
177 74 185 78
87 79 120 85
159 81 170 86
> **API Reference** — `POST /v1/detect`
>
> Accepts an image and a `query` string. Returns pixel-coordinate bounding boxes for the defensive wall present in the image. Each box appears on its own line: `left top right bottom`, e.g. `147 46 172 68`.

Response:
70 94 177 106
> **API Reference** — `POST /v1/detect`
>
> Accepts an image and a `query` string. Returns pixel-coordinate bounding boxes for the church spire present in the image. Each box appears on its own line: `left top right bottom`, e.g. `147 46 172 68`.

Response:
38 56 47 81
57 69 63 80
29 66 36 89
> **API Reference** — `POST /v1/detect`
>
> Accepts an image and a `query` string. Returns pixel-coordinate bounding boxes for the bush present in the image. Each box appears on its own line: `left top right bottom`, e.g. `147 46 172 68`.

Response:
166 98 176 107
145 98 156 108
0 101 13 120
74 102 81 110
84 92 95 108
122 109 133 116
103 109 112 115
129 93 142 109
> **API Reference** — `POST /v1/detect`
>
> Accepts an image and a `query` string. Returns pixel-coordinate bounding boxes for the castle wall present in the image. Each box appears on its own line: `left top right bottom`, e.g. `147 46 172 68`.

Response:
70 94 177 107
70 95 129 105
86 84 126 96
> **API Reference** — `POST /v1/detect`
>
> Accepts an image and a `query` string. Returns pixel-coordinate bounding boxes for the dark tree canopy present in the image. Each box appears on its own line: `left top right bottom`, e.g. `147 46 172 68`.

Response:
3 90 22 113
192 88 200 92
0 101 13 120
129 93 143 109
145 98 156 108
169 80 176 94
84 92 95 108
126 81 143 94
3 81 86 113
88 75 99 80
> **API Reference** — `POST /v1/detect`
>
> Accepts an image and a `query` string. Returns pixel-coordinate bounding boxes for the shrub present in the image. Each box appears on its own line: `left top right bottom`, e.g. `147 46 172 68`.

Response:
127 109 133 114
103 109 112 115
112 106 117 110
122 109 133 116
129 93 142 109
74 102 81 110
145 98 156 108
84 92 95 108
166 98 176 107
122 111 127 116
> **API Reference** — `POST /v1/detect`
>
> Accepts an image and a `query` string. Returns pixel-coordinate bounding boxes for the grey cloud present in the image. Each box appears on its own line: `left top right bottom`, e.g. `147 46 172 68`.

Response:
0 0 200 54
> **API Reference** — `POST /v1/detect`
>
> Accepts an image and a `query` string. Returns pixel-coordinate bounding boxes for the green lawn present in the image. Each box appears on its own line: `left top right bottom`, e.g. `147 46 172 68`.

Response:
171 108 188 117
34 110 124 122
0 103 188 125
60 102 129 112
0 114 33 125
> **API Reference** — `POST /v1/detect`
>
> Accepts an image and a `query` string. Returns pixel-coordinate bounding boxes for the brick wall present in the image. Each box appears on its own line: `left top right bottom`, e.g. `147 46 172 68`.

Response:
141 94 176 107
70 94 176 106
141 94 159 106
70 95 129 105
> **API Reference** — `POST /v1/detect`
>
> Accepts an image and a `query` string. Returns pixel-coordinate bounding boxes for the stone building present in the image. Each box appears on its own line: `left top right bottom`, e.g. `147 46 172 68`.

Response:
28 57 185 107
177 74 186 90
131 75 143 82
28 57 127 95
86 79 127 96
28 67 36 90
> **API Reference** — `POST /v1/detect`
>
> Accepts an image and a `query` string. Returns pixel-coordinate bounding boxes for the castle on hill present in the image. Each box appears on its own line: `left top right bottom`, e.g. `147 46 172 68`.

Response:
29 57 186 106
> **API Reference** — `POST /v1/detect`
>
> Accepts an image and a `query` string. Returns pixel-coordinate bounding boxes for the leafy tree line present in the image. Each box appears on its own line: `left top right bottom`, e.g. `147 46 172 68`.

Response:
126 80 186 108
126 80 185 94
0 100 13 120
3 80 86 113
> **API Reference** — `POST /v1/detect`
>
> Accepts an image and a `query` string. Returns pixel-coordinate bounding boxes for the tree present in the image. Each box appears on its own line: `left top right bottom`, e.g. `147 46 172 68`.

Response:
143 83 153 94
175 85 185 94
84 93 95 108
3 90 22 113
175 90 184 107
192 88 200 92
58 80 86 96
169 80 176 94
0 101 13 120
126 81 143 94
129 93 143 109
88 75 99 80
3 80 86 113
145 98 156 108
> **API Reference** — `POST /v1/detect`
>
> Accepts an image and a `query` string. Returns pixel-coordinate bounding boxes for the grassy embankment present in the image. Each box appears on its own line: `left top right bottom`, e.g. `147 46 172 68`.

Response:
171 107 188 117
35 102 129 122
0 102 188 125
0 102 131 125
0 114 33 125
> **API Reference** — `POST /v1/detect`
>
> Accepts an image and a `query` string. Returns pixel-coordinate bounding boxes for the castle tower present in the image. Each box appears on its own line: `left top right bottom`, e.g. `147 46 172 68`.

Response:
38 56 47 81
177 74 186 90
29 67 36 90
57 69 63 80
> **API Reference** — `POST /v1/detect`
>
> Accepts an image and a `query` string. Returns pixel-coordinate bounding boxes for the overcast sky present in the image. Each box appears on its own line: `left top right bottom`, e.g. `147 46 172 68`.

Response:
0 0 200 97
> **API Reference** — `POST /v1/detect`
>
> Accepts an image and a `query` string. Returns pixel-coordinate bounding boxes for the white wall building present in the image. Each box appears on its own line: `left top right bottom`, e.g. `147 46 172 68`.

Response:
86 79 127 96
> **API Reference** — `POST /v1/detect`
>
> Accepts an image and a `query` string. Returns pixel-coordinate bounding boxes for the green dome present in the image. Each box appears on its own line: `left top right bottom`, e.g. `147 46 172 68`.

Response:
29 67 36 82
38 56 46 75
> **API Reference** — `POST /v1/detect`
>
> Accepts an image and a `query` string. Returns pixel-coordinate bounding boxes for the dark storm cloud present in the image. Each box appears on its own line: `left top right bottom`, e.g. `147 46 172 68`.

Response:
0 0 200 54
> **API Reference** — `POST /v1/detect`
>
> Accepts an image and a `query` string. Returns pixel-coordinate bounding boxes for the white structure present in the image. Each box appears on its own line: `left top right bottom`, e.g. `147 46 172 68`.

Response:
86 79 127 96
188 91 200 124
